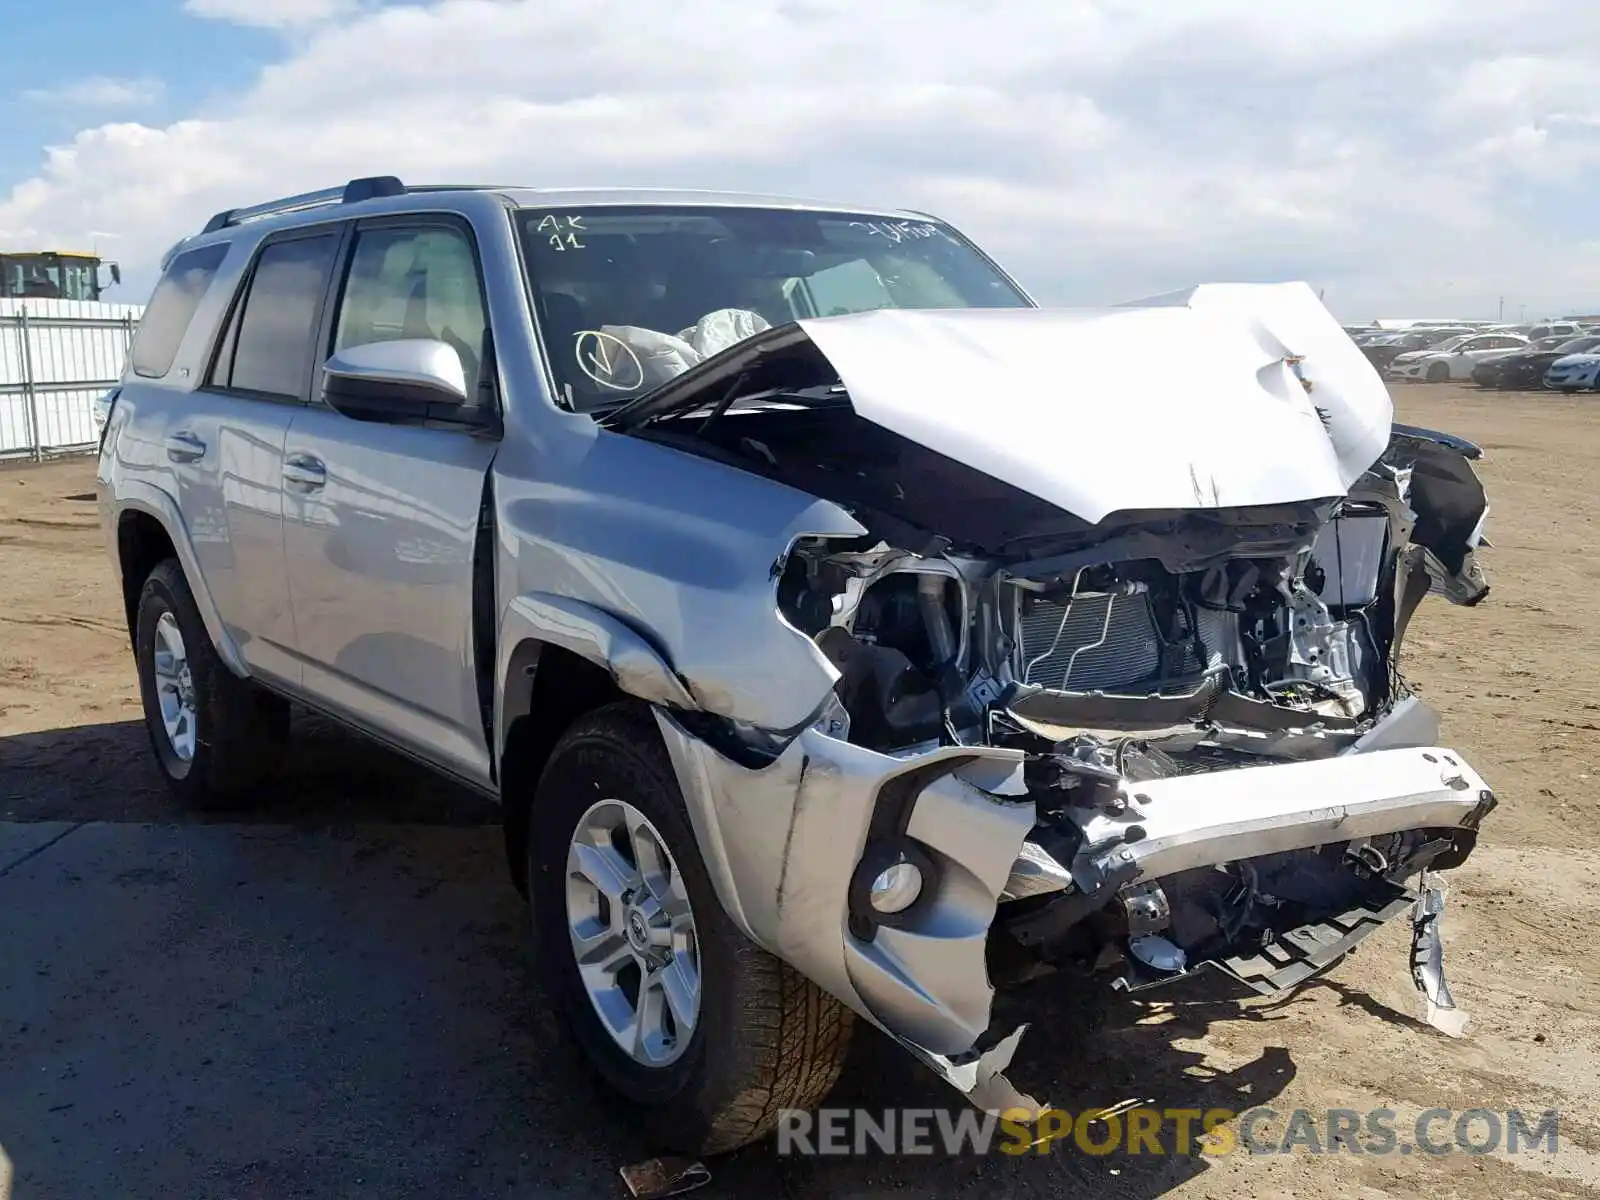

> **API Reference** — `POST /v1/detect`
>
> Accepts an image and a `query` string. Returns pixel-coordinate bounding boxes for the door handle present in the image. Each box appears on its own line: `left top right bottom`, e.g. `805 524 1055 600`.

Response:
164 431 206 463
282 453 327 491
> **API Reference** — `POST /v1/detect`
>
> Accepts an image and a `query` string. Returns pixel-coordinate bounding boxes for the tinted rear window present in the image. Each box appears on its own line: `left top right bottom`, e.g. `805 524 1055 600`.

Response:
224 234 340 398
129 243 230 378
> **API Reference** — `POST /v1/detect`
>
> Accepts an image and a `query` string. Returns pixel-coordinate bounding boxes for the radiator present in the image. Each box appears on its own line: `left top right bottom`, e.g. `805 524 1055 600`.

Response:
1017 590 1164 691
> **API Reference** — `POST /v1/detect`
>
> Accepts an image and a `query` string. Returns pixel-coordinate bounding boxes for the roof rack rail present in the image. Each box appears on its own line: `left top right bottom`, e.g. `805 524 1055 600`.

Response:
200 175 407 235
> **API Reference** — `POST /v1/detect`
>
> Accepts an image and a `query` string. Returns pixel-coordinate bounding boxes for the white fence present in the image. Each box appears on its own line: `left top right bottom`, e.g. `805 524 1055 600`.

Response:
1 297 144 460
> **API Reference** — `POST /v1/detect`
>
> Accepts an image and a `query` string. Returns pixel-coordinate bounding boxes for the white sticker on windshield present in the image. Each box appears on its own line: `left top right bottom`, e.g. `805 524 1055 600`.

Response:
574 330 645 391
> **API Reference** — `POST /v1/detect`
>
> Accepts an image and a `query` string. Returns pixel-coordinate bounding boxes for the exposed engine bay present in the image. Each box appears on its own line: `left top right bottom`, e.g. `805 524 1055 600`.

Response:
604 299 1491 1017
608 294 1497 1105
757 427 1489 994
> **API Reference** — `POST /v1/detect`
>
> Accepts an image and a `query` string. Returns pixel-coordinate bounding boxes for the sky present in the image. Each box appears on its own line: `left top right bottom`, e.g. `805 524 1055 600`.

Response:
2 0 1598 323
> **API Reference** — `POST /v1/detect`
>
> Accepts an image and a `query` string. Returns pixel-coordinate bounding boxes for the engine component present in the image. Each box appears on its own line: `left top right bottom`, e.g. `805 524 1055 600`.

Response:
1016 586 1162 691
1000 841 1074 901
918 573 958 666
1118 881 1172 937
1128 934 1187 974
816 626 943 750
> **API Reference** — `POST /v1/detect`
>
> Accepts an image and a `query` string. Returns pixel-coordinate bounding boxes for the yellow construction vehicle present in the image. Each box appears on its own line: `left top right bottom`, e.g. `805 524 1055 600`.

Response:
0 249 121 301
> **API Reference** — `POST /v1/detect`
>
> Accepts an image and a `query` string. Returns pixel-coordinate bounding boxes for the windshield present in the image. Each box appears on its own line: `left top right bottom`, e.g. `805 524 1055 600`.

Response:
1427 335 1470 352
517 205 1031 411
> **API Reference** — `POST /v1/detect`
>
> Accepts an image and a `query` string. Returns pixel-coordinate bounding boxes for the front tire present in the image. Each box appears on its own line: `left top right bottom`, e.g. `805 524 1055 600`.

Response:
528 702 854 1155
133 558 288 807
1426 361 1450 383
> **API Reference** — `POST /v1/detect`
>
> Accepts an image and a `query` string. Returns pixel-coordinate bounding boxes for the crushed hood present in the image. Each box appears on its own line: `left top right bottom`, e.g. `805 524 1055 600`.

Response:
606 282 1394 525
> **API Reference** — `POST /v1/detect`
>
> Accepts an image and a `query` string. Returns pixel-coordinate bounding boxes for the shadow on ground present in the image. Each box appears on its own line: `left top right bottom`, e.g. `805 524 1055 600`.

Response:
0 709 499 826
1 714 1300 1198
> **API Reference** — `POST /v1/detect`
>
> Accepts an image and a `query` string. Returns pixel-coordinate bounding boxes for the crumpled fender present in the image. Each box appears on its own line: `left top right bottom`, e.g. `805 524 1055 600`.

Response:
493 591 698 759
1384 427 1492 613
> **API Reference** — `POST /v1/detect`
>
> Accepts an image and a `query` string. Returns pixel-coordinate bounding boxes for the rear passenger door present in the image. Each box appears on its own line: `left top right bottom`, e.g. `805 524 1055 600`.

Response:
167 230 342 688
280 215 500 787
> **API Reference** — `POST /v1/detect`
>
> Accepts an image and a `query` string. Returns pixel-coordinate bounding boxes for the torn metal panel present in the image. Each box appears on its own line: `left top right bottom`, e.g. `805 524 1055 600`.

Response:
1411 884 1469 1037
906 1025 1046 1119
1345 695 1441 754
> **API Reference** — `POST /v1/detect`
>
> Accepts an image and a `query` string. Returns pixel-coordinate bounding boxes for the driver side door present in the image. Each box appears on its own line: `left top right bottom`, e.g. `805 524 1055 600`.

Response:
280 215 501 788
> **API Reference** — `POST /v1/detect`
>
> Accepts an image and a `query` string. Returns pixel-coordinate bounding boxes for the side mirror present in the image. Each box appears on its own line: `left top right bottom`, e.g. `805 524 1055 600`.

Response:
323 338 492 427
108 262 122 287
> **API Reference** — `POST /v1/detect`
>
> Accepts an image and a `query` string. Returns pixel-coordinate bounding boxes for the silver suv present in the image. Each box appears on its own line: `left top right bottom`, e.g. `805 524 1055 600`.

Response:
98 176 1498 1153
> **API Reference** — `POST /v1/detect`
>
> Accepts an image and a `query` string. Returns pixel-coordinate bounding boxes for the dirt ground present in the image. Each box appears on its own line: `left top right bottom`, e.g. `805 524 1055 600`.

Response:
2 383 1599 1199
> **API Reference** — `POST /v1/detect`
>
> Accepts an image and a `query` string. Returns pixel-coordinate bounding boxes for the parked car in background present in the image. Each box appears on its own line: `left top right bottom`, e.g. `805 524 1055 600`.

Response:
1544 347 1600 392
1388 332 1530 382
1525 322 1586 341
1360 327 1474 371
1474 335 1600 389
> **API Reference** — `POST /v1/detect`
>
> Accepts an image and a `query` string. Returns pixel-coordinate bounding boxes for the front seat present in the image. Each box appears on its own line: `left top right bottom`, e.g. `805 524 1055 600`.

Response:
402 272 480 390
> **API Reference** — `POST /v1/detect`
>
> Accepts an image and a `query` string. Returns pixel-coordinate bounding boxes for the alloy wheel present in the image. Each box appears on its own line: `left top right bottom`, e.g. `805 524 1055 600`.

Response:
150 609 197 761
565 798 702 1067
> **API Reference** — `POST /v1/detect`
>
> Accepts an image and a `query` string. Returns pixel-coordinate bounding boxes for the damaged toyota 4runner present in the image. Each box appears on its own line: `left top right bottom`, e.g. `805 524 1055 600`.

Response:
98 178 1496 1155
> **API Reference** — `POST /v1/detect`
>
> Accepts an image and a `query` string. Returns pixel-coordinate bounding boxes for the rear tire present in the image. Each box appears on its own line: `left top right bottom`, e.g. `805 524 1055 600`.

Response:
133 558 288 807
527 702 854 1155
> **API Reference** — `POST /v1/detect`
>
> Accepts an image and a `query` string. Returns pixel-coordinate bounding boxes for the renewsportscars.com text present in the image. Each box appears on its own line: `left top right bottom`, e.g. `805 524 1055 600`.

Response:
776 1105 1561 1158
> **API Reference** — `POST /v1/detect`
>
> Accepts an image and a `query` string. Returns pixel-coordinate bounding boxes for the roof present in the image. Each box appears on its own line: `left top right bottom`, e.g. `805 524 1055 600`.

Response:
490 185 930 219
193 176 935 239
167 176 945 274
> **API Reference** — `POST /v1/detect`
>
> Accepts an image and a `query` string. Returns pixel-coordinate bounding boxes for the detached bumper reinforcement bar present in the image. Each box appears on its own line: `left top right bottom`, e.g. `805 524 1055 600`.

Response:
1073 745 1493 885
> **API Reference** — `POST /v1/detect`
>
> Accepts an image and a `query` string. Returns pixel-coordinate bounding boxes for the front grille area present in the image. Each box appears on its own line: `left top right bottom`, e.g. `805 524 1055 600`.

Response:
1018 591 1164 691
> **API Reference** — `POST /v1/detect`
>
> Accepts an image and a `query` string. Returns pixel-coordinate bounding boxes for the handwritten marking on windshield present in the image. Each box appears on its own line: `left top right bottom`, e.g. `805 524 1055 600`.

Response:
574 330 644 391
849 220 941 244
536 214 586 251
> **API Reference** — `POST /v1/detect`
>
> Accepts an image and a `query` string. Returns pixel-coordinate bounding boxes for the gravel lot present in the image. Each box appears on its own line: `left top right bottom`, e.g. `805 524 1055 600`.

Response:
2 383 1598 1198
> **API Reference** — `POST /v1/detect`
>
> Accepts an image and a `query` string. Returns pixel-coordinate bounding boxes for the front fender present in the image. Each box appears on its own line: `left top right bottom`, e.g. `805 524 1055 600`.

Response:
493 592 699 761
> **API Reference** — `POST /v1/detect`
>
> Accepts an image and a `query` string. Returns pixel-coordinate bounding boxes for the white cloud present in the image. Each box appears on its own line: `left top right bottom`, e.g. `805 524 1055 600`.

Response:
5 0 1600 318
183 0 357 29
20 76 163 109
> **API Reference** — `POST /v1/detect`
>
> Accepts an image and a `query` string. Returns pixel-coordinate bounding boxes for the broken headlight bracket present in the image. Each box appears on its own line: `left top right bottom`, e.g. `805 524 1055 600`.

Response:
844 757 978 942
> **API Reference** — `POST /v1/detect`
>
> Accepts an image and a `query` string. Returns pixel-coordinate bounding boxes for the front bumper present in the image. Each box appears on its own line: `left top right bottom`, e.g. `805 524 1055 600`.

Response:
1545 365 1600 390
658 708 1494 1113
1387 359 1438 380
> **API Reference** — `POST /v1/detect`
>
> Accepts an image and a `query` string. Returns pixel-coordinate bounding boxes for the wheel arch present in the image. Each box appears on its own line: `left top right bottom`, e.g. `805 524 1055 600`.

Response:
495 593 699 893
112 488 246 676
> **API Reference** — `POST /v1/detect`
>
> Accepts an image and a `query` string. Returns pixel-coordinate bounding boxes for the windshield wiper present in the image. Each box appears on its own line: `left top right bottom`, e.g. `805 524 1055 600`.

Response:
686 383 847 436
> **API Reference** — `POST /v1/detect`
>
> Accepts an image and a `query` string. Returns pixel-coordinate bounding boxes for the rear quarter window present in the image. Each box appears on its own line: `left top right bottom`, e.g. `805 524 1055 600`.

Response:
129 243 231 379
